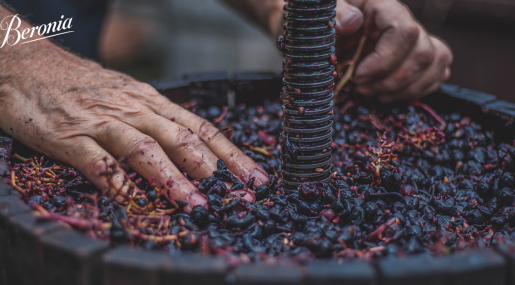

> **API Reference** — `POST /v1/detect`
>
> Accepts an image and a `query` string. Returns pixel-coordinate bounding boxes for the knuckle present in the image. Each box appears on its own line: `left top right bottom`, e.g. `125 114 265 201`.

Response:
175 127 204 148
197 119 223 142
431 38 453 66
99 120 124 141
80 92 139 113
440 48 454 66
99 120 116 138
416 48 435 70
403 23 420 43
389 21 400 34
136 82 159 95
89 156 109 177
442 68 451 81
129 135 157 155
228 150 246 165
363 52 391 77
93 120 114 138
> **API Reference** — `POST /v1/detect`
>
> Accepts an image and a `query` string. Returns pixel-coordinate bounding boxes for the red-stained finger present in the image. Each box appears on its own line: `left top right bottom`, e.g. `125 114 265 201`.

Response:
155 102 269 188
97 121 206 213
54 136 134 197
335 0 364 36
354 0 420 83
132 113 219 180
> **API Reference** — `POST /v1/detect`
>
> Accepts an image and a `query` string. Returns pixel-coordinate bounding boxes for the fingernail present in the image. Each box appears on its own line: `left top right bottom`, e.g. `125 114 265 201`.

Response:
187 192 207 208
251 167 269 188
231 189 256 203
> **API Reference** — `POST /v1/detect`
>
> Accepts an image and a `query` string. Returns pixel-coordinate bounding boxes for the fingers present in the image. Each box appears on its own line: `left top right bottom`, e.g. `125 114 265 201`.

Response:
354 0 420 83
97 121 207 213
356 28 435 96
155 101 269 188
335 0 364 36
55 136 132 196
377 37 453 103
345 0 453 102
442 67 451 82
134 113 219 180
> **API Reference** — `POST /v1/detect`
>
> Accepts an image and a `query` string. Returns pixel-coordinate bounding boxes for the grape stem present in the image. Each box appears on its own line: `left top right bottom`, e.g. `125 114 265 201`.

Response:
334 31 369 104
409 101 447 130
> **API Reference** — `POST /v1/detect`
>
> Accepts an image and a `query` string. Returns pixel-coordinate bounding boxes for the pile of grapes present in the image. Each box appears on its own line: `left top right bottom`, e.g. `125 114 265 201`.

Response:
8 99 515 263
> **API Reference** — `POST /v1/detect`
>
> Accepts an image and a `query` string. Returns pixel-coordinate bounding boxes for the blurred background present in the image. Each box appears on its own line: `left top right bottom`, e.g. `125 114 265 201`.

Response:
99 0 515 102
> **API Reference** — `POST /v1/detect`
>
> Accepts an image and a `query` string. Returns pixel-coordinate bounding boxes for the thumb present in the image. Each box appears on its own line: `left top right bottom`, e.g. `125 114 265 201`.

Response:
335 0 364 36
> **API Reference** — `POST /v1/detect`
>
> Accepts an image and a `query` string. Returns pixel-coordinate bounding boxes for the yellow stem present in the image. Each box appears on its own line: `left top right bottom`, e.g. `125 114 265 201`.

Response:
334 32 368 104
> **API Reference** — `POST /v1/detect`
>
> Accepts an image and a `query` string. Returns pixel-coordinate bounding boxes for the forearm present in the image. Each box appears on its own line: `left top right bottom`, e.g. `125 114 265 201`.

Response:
220 0 284 39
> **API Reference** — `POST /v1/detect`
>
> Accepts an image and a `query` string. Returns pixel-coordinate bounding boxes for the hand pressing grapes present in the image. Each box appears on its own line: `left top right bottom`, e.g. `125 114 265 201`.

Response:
0 7 268 213
333 0 453 103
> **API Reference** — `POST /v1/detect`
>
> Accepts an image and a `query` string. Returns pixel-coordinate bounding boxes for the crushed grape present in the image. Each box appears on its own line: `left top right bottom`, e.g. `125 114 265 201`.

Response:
7 100 515 264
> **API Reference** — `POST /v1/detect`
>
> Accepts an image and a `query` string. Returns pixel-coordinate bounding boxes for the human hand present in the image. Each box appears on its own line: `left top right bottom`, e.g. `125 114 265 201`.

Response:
333 0 453 103
0 43 268 213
